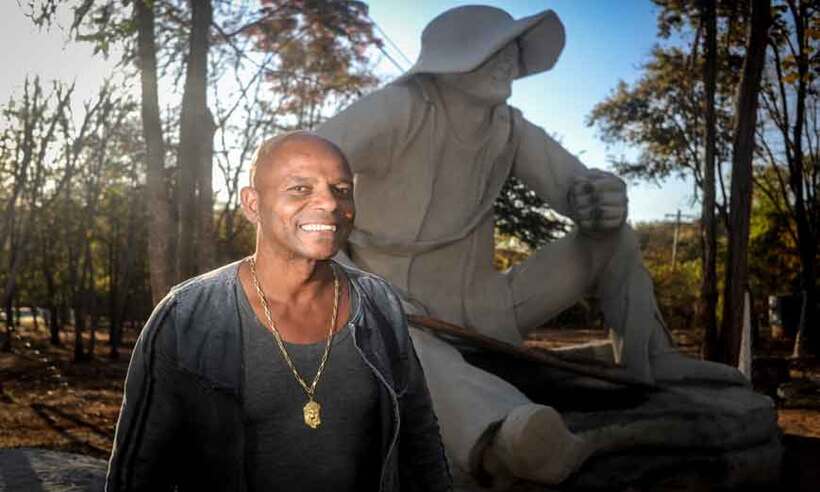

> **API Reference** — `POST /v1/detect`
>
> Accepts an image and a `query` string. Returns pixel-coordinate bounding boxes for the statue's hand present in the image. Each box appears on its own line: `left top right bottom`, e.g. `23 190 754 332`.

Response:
569 169 628 236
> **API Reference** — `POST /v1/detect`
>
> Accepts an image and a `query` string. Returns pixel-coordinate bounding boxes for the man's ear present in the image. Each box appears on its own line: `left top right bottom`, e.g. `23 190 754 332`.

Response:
240 186 260 224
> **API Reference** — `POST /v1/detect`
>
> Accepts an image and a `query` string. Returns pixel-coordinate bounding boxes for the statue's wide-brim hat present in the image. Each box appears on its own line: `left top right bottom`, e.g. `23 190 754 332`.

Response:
395 5 565 82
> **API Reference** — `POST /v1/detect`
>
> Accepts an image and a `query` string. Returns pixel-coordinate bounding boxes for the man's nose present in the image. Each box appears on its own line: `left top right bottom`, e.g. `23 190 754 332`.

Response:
312 185 339 212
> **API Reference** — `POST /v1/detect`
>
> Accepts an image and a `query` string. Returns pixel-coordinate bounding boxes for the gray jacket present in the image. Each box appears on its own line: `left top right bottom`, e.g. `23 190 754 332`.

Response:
105 259 452 492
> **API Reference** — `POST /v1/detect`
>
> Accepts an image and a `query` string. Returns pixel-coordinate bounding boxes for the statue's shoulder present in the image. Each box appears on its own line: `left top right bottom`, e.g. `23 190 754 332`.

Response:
505 103 527 126
366 79 428 115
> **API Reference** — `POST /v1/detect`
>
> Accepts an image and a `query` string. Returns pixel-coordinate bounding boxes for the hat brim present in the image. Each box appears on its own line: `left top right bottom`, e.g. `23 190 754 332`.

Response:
393 9 565 84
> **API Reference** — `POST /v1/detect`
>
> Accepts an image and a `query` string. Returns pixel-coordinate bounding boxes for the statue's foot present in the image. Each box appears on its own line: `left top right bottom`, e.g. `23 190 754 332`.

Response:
651 351 750 386
484 403 592 485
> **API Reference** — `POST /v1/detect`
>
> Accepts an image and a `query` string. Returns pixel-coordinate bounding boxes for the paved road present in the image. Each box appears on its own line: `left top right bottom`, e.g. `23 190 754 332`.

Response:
0 448 106 491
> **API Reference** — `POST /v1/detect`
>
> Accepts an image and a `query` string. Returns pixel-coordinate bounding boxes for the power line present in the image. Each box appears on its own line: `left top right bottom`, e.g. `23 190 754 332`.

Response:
375 45 406 74
369 17 414 67
366 14 412 74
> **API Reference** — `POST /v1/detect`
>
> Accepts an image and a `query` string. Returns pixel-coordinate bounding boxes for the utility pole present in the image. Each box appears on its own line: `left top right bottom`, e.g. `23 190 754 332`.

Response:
664 209 696 272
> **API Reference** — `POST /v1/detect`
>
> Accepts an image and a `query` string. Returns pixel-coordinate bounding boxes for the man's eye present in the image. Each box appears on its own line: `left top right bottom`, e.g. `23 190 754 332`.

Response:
289 185 310 192
335 186 352 196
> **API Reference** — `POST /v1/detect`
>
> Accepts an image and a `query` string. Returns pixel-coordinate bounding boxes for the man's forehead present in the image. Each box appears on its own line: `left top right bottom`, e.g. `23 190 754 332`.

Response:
251 132 350 186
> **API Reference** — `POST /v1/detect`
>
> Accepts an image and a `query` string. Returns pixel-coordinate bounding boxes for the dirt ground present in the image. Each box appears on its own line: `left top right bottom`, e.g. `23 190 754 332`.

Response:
1 321 819 490
0 324 130 460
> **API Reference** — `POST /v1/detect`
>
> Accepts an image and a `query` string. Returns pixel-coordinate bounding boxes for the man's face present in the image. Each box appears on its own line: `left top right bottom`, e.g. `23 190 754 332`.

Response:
438 41 520 104
242 137 355 261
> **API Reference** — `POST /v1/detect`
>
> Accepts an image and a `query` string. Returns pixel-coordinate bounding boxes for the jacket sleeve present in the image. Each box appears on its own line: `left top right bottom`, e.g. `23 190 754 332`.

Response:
390 290 453 492
105 293 185 492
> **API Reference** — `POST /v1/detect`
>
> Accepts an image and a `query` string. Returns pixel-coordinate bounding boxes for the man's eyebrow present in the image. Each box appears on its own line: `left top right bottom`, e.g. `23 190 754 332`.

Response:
283 175 316 184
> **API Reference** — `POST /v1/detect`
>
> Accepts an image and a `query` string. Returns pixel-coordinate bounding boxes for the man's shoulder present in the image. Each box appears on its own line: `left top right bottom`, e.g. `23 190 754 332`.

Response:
146 260 244 389
336 261 397 300
337 262 409 338
169 259 242 300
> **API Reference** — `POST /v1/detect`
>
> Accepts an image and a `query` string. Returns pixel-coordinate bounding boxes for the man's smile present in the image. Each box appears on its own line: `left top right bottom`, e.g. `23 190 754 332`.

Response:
299 223 337 232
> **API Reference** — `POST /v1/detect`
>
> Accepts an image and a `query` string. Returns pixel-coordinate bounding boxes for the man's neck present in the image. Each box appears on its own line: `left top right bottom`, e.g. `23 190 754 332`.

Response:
251 246 332 306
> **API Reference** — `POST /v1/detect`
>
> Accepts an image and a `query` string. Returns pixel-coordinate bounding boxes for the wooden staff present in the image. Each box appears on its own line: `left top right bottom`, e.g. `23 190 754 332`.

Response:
407 314 659 391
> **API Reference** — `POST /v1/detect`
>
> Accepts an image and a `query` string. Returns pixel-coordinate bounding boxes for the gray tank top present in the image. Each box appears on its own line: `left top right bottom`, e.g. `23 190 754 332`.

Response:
238 279 380 491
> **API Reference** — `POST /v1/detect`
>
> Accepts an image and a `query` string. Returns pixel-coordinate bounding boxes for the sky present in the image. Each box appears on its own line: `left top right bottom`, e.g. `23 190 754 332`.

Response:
0 0 699 223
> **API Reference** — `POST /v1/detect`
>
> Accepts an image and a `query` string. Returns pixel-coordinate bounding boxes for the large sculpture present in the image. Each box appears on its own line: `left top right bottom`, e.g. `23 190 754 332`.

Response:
319 5 780 489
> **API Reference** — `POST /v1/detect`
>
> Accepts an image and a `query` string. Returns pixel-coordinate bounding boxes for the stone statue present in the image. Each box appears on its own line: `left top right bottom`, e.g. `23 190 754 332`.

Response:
318 5 780 489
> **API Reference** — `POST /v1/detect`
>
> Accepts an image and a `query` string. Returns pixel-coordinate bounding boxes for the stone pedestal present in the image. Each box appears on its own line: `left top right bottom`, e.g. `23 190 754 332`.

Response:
453 384 782 491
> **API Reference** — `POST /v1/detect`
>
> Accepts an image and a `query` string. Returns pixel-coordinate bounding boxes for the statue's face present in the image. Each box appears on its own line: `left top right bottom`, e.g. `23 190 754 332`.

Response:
437 41 520 104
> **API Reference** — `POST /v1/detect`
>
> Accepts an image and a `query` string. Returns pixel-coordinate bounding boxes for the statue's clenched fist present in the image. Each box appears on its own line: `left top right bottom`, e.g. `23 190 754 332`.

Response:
568 169 628 236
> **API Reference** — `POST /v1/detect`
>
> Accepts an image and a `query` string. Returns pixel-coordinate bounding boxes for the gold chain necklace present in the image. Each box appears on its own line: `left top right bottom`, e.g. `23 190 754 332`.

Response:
246 256 339 429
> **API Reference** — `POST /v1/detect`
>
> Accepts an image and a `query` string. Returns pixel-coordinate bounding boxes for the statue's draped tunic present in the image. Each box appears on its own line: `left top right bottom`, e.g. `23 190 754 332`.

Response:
318 77 586 344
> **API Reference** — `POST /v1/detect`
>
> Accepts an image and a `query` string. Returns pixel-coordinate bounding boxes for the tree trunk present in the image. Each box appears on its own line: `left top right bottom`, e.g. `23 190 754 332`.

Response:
89 310 97 360
1 251 24 352
720 0 771 367
136 0 175 304
789 0 818 358
29 304 39 331
699 0 720 361
48 303 60 346
198 112 217 272
177 0 213 281
2 291 14 352
73 242 93 363
43 260 60 346
87 244 97 360
110 187 139 360
73 305 85 362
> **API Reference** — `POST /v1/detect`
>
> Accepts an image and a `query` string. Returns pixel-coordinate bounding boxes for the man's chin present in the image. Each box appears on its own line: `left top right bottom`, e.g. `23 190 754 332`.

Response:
299 245 341 262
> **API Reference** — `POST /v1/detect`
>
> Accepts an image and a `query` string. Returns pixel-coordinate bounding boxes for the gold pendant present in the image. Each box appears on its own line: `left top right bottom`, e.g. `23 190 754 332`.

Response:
303 399 321 429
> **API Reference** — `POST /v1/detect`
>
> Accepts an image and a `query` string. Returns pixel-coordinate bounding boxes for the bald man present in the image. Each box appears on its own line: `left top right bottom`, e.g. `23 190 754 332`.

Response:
106 132 451 492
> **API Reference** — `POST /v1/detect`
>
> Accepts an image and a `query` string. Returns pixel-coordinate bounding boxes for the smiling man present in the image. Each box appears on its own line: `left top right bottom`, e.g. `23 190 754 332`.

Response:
105 131 451 492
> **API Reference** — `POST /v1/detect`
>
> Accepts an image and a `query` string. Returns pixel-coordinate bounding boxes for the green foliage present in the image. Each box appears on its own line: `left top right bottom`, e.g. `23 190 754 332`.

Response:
749 167 804 296
587 43 740 190
635 221 704 331
493 176 571 249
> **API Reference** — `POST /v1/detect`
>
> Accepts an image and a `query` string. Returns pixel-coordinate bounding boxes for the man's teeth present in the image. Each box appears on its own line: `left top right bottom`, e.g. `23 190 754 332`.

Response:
300 224 336 232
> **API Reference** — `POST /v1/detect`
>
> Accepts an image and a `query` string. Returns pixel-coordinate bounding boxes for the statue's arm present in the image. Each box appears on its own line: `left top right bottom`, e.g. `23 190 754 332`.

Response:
511 117 588 218
512 117 628 233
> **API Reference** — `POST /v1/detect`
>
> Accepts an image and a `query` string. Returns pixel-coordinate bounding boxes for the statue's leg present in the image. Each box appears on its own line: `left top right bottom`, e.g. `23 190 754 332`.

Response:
507 227 621 335
509 224 671 383
588 225 748 384
409 327 593 484
509 224 747 385
408 327 530 473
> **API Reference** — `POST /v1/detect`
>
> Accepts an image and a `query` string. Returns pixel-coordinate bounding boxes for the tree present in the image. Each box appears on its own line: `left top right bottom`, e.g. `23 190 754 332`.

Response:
757 0 819 356
176 0 216 280
0 78 73 351
699 0 721 359
135 0 176 304
589 0 817 361
719 0 771 367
